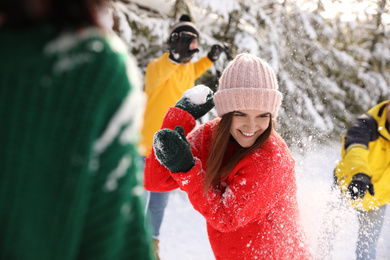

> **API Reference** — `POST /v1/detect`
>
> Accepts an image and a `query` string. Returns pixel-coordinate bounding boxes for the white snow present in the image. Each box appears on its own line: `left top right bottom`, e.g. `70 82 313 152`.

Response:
294 2 317 40
182 84 212 105
221 186 235 206
152 133 166 167
110 2 133 45
104 156 132 192
193 0 240 22
157 141 390 260
130 0 173 16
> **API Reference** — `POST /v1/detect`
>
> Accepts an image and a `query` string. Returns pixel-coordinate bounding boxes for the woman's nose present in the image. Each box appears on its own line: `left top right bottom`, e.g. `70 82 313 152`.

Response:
246 119 257 131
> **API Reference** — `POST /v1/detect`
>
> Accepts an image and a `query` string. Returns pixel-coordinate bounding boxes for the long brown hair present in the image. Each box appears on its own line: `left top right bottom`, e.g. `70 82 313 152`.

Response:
204 112 273 193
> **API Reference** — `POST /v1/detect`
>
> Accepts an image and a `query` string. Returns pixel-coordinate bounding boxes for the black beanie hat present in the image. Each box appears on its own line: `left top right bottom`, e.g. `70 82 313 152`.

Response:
170 14 199 40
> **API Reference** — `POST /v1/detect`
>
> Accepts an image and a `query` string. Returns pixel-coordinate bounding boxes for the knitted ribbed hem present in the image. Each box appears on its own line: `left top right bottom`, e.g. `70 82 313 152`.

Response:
161 107 196 132
214 88 282 118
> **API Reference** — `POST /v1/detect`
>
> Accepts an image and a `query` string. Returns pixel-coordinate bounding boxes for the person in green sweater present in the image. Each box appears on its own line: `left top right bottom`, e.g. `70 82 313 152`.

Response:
0 1 154 260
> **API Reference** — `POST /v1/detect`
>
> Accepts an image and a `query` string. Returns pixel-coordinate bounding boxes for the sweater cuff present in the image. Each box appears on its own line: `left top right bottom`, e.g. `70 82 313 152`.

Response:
170 157 204 195
161 107 197 134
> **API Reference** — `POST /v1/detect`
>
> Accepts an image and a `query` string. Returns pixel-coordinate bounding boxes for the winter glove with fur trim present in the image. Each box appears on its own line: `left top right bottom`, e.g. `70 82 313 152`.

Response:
347 173 375 200
169 31 199 63
153 126 195 173
207 42 230 62
175 85 214 120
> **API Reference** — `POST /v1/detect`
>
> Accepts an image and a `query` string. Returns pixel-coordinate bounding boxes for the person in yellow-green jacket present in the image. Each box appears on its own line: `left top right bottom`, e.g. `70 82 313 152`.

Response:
140 14 228 259
333 100 390 259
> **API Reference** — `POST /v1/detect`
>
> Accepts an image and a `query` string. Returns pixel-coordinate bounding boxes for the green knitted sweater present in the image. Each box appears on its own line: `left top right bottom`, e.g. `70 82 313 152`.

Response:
0 25 153 260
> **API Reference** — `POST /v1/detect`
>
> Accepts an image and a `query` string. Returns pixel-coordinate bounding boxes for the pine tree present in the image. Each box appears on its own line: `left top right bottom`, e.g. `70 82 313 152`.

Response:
109 0 390 146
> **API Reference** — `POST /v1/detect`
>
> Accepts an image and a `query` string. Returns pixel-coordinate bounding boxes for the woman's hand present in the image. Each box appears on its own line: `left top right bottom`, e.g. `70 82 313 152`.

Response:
153 126 195 173
175 85 214 120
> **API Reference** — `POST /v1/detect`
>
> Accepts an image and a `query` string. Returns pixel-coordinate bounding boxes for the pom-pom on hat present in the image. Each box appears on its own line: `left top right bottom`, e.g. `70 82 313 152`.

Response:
214 53 282 118
169 14 199 40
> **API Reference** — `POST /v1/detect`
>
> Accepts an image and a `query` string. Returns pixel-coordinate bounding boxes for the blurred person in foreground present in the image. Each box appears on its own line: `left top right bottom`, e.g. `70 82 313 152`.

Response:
319 100 390 259
140 13 228 258
0 0 154 259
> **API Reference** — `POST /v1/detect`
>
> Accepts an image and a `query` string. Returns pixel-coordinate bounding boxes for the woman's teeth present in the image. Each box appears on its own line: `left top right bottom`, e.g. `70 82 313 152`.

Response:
241 131 254 137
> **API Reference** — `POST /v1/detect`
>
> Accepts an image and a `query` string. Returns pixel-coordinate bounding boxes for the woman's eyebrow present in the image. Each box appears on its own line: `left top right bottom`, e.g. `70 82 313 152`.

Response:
259 112 270 117
234 111 246 115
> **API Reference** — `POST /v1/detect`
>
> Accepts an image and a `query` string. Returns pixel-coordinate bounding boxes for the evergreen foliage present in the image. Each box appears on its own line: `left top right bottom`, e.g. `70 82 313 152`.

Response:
110 0 390 145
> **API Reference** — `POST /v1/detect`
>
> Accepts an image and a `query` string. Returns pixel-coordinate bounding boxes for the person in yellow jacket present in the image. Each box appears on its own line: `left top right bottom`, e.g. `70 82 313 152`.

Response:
334 100 390 259
140 14 227 259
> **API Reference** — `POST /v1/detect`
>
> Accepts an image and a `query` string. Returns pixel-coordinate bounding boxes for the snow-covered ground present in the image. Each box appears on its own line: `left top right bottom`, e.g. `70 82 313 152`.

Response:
158 141 390 260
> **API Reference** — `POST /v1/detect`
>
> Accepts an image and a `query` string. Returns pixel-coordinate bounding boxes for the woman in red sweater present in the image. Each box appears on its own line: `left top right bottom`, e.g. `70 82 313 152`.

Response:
144 53 312 259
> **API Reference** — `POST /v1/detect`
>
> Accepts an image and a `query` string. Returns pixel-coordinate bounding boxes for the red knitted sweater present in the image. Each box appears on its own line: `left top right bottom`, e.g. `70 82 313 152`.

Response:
144 107 312 260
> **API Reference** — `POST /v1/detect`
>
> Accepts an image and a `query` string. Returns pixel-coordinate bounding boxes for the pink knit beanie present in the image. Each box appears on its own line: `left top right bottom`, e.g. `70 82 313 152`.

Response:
214 53 282 118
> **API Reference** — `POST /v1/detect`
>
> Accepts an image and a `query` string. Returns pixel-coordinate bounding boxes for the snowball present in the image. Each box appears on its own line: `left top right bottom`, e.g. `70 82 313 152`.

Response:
182 84 212 105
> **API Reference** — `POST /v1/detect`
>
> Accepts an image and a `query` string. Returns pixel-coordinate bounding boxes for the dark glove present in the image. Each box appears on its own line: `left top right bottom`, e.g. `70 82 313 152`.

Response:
207 42 230 62
169 31 199 63
153 126 195 173
347 173 375 200
175 85 214 120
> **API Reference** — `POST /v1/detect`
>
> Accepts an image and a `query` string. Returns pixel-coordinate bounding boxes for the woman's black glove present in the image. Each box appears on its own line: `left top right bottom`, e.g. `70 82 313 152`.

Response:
169 31 199 63
153 126 195 173
175 85 214 120
347 173 375 200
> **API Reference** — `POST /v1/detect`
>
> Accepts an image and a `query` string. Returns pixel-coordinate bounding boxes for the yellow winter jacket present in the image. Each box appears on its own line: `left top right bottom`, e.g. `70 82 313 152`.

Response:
335 100 390 210
140 52 213 156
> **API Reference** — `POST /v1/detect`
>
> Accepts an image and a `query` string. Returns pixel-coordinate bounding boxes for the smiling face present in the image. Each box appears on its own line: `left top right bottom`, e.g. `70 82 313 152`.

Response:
229 109 271 148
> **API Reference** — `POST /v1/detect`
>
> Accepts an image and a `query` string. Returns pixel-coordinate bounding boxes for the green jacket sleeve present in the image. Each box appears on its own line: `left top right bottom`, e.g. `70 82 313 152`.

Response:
76 47 153 260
